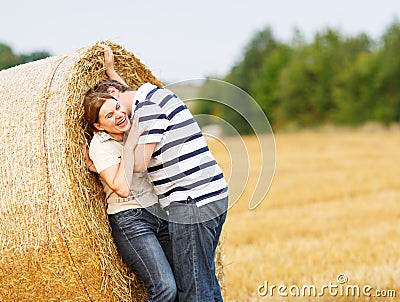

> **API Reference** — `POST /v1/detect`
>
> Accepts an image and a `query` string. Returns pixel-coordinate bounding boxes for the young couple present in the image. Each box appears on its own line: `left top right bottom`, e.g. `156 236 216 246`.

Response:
83 45 228 302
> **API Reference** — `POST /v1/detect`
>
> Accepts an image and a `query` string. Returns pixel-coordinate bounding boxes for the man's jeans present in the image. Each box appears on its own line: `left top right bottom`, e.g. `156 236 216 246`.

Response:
168 197 228 302
108 204 177 302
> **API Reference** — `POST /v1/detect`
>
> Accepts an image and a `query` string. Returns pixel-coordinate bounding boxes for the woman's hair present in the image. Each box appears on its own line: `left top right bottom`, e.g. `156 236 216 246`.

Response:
83 92 116 133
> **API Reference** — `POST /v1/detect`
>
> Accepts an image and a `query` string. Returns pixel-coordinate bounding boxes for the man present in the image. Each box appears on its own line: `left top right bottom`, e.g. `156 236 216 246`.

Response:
91 44 228 302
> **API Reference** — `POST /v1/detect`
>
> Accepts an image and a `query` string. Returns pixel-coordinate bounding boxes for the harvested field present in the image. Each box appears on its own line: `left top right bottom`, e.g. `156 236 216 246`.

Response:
207 128 400 301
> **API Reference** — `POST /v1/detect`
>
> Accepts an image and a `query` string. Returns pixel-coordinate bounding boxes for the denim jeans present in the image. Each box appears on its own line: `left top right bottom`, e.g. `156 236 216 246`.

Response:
168 197 228 302
108 204 177 302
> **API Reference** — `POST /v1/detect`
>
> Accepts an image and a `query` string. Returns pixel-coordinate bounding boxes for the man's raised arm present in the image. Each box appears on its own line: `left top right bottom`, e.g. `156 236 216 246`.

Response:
98 43 128 86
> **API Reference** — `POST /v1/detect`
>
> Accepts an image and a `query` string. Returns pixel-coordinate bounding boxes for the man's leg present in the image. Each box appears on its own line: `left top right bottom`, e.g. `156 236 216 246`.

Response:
199 198 227 302
168 197 228 302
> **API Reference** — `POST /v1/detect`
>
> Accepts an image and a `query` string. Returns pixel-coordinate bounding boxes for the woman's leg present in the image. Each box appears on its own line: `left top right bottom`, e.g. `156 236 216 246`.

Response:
146 203 174 270
109 208 177 302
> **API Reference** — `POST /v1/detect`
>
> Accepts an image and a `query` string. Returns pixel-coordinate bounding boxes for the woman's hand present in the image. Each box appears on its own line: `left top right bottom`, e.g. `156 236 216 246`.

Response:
81 138 98 173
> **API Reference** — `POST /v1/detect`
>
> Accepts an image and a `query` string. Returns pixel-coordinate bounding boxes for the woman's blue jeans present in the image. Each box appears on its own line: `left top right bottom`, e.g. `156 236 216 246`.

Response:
108 204 177 302
168 197 228 302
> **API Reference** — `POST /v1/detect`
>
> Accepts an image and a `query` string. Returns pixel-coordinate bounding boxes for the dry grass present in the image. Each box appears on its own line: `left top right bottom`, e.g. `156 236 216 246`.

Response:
0 41 161 301
207 128 400 301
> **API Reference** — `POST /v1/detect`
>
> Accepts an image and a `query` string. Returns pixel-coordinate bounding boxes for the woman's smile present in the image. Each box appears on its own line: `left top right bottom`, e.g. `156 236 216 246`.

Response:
116 115 128 127
95 98 131 140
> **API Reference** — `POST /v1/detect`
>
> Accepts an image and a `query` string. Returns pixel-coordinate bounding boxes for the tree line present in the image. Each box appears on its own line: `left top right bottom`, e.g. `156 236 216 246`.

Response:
197 20 400 133
2 21 400 134
0 42 51 70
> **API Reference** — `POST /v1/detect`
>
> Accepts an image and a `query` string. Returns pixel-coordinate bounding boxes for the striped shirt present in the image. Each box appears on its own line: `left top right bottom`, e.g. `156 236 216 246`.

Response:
133 83 228 209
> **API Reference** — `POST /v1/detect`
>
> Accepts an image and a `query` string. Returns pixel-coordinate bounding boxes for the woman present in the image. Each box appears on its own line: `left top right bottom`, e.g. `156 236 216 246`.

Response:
83 92 177 302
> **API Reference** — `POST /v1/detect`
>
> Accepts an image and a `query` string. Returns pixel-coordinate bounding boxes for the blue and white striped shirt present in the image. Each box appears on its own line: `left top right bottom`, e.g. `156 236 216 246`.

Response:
133 83 228 209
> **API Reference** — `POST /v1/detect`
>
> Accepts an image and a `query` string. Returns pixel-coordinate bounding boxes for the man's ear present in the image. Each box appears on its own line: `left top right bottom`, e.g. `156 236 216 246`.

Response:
93 122 104 131
107 86 118 96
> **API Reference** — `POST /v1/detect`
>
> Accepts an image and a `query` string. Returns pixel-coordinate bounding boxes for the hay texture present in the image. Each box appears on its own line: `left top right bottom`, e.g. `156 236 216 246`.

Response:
0 41 226 301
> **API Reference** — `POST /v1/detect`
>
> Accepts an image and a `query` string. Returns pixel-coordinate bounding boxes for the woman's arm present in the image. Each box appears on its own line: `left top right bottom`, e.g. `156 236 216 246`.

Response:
98 117 144 197
98 43 128 86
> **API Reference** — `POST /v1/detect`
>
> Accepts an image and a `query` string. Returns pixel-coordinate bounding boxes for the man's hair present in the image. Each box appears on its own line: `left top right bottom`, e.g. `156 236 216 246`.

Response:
90 79 133 94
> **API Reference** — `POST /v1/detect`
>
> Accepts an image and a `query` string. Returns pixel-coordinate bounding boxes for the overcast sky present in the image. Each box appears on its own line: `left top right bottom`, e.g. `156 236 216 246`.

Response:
1 0 399 82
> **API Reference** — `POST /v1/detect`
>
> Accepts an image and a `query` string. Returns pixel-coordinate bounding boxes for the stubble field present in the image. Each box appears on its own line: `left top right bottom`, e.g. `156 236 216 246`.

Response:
208 128 400 301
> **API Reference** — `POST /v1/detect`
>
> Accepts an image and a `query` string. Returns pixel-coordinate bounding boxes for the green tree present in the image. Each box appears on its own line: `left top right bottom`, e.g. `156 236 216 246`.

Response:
250 44 292 125
224 27 288 131
20 51 51 64
332 34 378 124
374 20 400 123
0 43 21 70
226 27 278 93
308 29 343 121
275 29 373 127
0 42 51 71
198 21 400 131
274 45 316 126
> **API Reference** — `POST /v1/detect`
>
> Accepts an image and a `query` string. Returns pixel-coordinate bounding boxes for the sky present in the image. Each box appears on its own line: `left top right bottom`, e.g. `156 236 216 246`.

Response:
1 0 399 82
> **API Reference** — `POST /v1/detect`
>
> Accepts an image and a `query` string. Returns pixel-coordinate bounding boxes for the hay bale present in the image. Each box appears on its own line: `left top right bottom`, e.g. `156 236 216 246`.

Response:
0 41 225 301
0 41 161 301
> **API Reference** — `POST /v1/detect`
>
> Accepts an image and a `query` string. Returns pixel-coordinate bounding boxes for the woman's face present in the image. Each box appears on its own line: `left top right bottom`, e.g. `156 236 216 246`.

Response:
94 98 131 138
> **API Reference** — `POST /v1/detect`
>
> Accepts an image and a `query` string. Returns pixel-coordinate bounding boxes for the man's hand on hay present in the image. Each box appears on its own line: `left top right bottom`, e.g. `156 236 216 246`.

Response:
97 43 128 86
98 43 115 73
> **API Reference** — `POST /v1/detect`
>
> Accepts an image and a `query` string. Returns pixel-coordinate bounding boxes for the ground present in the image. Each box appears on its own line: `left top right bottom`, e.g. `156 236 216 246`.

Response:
207 128 400 301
